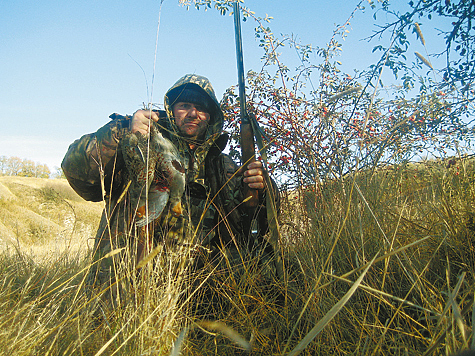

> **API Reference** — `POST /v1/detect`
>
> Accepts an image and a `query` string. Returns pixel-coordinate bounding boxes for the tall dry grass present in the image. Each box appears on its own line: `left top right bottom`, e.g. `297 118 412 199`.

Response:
0 156 474 355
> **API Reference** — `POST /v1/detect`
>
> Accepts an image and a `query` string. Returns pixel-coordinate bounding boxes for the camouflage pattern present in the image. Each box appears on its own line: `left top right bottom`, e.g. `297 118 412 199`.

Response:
61 74 279 294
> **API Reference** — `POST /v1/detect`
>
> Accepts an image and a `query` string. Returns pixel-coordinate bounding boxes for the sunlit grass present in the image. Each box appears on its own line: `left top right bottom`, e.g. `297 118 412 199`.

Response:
0 156 474 355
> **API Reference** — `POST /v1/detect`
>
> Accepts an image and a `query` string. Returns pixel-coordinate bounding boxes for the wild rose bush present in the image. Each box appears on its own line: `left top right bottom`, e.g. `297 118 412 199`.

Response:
179 1 474 188
219 4 474 189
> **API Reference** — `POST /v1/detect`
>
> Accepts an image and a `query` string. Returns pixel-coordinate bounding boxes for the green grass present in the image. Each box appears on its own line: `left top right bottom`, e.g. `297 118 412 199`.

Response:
0 156 474 355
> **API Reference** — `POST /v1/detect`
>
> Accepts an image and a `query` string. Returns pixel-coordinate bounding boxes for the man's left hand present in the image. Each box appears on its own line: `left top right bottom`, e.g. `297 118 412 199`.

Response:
243 161 265 190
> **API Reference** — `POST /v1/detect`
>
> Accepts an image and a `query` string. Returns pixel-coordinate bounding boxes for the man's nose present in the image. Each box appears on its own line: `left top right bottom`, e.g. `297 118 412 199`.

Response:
186 105 198 117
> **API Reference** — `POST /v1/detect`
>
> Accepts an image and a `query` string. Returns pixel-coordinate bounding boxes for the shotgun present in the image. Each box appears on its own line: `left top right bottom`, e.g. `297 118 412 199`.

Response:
232 1 285 279
233 1 259 209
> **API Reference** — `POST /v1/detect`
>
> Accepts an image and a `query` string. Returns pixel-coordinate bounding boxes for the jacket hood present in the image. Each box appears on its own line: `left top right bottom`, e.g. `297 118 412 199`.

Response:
164 74 224 142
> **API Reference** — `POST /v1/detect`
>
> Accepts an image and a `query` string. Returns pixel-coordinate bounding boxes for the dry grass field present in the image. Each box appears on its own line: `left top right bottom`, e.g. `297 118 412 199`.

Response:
0 176 102 259
0 156 474 355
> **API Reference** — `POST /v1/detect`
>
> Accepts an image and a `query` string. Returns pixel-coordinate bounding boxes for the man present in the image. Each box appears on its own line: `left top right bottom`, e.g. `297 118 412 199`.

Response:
62 74 278 295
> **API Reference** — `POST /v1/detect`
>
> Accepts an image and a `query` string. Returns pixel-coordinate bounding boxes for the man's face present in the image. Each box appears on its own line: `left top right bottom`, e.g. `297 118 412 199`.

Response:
173 102 210 139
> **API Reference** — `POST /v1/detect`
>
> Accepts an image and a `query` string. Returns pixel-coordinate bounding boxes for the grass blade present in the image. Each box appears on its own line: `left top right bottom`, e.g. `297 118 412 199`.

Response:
414 23 425 46
170 321 251 355
286 255 376 356
415 51 433 69
169 326 190 356
198 321 251 352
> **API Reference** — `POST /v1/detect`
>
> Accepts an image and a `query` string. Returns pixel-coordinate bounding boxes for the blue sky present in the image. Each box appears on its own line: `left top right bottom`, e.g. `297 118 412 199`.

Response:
0 0 447 171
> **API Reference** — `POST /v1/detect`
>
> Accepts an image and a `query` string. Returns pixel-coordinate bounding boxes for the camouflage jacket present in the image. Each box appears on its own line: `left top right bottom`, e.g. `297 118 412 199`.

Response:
61 75 279 267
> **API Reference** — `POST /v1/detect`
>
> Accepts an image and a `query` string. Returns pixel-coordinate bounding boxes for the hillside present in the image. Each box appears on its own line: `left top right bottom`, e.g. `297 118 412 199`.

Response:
0 176 103 260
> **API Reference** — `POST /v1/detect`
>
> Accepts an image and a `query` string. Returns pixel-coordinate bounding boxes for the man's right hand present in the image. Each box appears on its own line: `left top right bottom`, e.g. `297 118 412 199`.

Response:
130 110 160 135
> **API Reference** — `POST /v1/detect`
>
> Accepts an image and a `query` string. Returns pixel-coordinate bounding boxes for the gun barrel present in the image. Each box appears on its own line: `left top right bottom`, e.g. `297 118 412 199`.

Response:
233 1 258 208
233 1 248 123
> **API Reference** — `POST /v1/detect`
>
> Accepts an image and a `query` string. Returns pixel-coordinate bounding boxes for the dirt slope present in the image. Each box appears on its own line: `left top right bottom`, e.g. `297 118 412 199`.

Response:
0 176 103 260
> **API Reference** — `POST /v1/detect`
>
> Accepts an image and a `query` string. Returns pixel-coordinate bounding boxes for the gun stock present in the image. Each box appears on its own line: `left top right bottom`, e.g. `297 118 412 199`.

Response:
240 121 258 208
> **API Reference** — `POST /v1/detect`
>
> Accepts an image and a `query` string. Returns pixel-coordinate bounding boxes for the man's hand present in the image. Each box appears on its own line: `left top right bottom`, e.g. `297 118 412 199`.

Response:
130 110 160 135
243 161 265 190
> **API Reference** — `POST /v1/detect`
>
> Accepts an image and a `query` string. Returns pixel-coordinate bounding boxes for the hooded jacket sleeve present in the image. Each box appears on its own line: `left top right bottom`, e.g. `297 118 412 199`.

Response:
218 154 280 240
61 114 129 202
